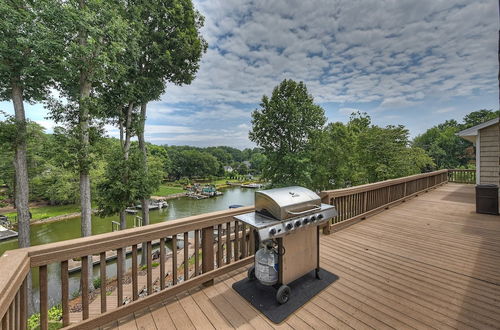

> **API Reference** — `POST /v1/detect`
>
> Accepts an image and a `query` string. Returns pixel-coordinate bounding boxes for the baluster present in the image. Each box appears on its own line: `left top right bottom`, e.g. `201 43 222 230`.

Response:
172 235 177 285
61 260 69 326
226 222 232 264
241 223 247 258
81 256 89 320
8 301 13 330
183 232 189 281
234 221 240 260
117 248 123 306
40 265 48 330
217 224 223 267
201 226 214 286
194 230 200 276
1 312 6 330
99 252 107 312
160 238 166 289
363 191 368 213
147 241 153 294
132 245 138 301
20 277 27 330
249 228 255 255
15 291 20 330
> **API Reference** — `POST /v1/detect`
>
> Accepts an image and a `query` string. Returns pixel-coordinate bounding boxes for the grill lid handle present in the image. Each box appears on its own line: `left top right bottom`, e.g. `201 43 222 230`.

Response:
286 205 322 215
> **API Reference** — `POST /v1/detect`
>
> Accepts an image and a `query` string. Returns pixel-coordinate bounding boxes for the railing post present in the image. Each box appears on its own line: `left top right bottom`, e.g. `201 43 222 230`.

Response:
202 226 214 286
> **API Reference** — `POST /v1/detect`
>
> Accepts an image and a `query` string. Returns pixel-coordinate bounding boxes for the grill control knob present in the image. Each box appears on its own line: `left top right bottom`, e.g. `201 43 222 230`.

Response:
310 216 316 222
286 223 293 230
317 214 324 220
295 220 301 227
269 228 276 236
303 218 310 224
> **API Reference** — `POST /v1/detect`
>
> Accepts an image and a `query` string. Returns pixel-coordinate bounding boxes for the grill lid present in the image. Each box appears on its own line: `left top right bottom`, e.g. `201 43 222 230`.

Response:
255 186 321 220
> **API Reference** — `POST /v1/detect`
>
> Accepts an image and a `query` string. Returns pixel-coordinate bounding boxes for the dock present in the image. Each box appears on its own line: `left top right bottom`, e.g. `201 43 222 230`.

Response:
0 225 17 241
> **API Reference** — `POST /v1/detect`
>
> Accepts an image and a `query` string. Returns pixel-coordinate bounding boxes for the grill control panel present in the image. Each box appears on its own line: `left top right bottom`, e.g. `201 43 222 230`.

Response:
257 206 337 241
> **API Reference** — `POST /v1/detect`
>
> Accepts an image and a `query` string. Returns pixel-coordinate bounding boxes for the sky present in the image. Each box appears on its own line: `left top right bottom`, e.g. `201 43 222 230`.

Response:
1 0 498 149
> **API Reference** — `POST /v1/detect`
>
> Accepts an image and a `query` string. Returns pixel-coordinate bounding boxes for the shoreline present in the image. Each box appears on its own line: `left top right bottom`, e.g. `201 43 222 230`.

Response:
10 193 189 226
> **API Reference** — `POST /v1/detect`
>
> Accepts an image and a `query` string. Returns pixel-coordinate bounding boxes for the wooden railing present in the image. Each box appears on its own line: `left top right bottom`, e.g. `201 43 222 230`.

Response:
0 169 458 329
0 206 255 330
448 169 476 184
0 251 29 330
319 169 449 232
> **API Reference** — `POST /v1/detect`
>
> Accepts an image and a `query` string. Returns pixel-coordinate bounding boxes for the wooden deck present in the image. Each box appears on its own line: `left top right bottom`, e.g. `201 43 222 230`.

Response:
104 183 500 329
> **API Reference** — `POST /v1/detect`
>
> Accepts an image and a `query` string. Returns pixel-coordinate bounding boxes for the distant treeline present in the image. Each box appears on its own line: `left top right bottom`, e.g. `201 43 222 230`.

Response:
1 108 495 206
0 125 265 206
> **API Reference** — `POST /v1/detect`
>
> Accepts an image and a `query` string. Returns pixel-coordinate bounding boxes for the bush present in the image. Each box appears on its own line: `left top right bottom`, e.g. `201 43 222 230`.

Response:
140 261 159 271
93 277 101 289
28 305 62 330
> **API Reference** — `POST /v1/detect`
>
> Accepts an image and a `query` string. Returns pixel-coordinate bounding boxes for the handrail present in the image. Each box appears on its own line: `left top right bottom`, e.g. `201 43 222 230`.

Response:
27 206 254 267
319 169 449 232
0 250 29 329
319 169 448 198
0 169 454 329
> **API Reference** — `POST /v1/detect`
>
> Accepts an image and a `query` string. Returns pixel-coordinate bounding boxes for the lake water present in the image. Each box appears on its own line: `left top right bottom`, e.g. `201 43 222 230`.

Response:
0 187 255 311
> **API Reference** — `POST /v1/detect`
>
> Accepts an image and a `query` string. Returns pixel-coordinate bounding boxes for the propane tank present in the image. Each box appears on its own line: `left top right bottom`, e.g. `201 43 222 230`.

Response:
255 240 279 285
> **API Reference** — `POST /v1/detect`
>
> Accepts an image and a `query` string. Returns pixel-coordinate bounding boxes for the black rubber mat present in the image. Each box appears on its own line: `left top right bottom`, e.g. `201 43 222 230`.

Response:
232 268 338 324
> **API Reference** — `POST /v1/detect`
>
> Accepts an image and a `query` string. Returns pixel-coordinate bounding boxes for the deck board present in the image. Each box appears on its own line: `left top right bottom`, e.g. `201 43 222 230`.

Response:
104 183 500 329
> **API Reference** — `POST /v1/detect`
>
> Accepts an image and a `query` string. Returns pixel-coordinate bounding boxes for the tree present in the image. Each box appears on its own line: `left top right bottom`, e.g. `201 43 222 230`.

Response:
462 110 499 128
49 0 130 291
0 0 65 311
0 0 61 247
120 0 206 237
413 110 498 169
250 152 267 174
249 79 326 187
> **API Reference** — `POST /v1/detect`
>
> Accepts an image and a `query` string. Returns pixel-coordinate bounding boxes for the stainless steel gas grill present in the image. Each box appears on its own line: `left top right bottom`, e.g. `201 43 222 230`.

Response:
234 186 337 304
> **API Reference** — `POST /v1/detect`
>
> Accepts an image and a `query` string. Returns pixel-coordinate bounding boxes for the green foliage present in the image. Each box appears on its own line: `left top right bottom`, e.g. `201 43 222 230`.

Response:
141 261 159 270
249 79 326 187
462 110 499 128
413 110 498 169
0 0 64 102
250 153 267 173
96 142 164 217
154 185 185 196
310 112 434 190
93 277 101 289
28 305 62 330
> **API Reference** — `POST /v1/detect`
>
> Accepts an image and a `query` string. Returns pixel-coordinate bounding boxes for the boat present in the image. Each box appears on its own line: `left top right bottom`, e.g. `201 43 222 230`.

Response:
241 183 262 188
136 200 168 210
0 224 18 241
125 208 138 214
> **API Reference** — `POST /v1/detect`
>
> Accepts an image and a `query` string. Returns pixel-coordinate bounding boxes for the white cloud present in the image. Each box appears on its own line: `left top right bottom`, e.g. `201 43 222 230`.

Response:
338 108 359 115
158 0 496 110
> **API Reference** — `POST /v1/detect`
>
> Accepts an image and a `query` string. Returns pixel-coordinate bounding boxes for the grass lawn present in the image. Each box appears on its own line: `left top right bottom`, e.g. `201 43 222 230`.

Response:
3 204 82 223
153 185 185 196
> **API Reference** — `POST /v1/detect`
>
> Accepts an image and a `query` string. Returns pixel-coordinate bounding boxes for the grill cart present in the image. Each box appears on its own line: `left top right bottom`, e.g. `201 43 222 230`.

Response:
234 186 337 304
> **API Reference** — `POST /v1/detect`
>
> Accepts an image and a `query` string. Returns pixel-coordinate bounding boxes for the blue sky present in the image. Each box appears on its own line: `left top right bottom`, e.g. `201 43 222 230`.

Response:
1 0 498 149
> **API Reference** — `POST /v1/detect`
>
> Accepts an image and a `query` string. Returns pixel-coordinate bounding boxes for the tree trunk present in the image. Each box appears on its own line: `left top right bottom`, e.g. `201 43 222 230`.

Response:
11 79 35 313
119 103 134 270
139 103 150 265
78 0 94 292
